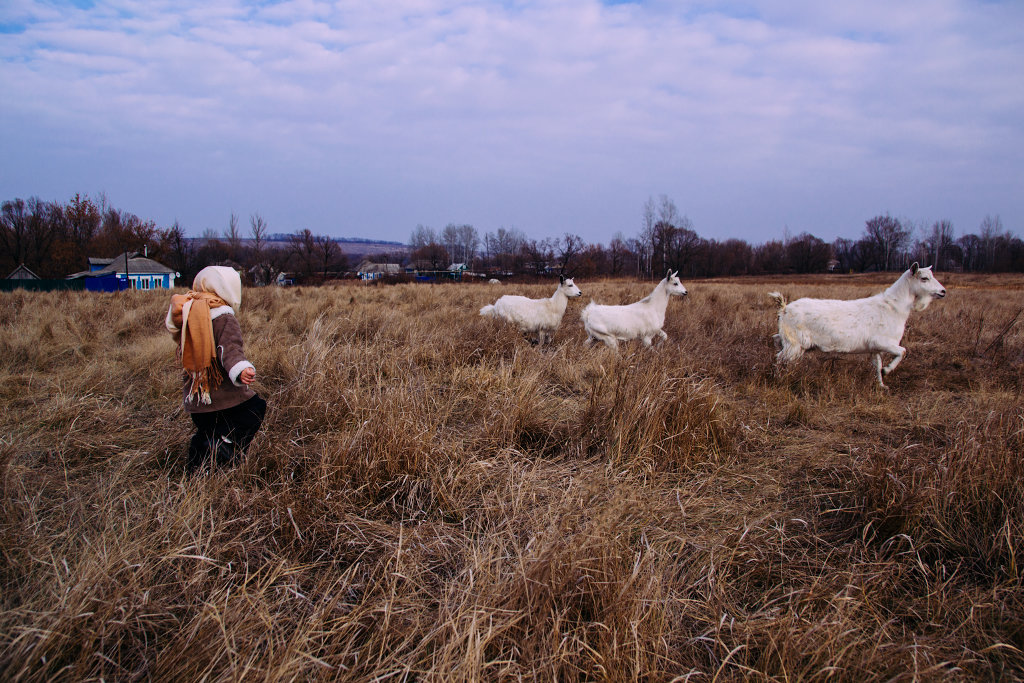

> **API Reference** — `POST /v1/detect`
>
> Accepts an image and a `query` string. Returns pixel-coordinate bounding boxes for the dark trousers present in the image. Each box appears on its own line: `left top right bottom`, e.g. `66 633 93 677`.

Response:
187 394 267 472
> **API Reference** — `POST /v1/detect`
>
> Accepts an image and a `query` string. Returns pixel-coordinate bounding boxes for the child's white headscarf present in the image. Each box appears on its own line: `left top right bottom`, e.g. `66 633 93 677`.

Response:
193 266 242 309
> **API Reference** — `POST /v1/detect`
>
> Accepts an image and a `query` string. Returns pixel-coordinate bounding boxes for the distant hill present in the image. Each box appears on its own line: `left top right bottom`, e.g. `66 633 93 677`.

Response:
191 235 410 256
345 241 411 257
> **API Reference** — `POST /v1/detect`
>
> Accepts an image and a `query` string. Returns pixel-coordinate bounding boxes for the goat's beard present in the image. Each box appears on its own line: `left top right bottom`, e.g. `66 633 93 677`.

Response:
913 295 934 312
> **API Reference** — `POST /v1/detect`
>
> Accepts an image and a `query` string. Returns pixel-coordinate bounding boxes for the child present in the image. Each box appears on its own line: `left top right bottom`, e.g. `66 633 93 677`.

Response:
166 266 266 473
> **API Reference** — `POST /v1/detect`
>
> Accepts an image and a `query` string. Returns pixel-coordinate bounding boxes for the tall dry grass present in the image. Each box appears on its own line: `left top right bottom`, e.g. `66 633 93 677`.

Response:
1 272 1023 680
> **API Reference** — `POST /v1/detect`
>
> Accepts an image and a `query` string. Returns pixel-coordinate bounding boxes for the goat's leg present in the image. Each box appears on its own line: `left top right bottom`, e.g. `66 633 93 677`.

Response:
596 334 619 351
880 345 906 376
777 340 804 364
872 353 887 389
586 328 618 351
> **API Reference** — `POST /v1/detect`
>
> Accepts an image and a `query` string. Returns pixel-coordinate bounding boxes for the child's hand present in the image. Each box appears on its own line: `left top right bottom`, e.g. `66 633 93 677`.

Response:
240 367 256 385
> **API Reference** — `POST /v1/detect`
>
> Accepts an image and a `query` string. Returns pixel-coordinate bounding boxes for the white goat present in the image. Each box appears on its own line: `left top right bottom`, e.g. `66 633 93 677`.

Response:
480 275 583 345
581 270 688 350
769 263 946 388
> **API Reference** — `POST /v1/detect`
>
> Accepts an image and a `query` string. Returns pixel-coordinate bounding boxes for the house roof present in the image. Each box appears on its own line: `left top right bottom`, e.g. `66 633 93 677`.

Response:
357 261 402 274
6 264 40 280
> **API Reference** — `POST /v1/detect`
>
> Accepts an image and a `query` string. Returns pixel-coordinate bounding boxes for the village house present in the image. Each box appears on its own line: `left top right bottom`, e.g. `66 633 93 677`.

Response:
2 263 85 292
6 264 40 280
356 260 402 281
67 252 179 291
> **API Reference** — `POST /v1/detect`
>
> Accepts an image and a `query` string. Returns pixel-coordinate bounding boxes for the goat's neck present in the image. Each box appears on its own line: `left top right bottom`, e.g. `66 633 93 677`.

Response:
549 287 569 312
881 272 915 317
646 280 670 311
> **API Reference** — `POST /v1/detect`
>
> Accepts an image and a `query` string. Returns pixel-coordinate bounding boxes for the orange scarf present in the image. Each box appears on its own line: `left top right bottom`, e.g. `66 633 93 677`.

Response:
169 291 228 405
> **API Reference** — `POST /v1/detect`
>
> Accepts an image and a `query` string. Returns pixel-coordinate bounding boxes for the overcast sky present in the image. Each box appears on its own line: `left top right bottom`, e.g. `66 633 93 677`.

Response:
1 0 1021 246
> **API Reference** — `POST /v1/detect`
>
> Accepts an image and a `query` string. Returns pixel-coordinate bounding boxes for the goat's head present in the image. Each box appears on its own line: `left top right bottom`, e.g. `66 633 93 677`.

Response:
908 262 946 311
559 277 583 298
665 270 688 297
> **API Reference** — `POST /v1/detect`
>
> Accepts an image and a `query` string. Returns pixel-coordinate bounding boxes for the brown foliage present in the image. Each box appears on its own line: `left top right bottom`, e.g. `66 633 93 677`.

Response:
2 274 1024 680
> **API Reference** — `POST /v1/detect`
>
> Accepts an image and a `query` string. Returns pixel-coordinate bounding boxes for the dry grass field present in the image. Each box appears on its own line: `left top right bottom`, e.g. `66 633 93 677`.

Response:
2 272 1023 681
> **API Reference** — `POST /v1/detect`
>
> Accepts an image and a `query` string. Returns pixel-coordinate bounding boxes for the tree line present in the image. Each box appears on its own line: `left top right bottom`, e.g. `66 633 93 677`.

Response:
3 193 1021 285
412 196 1023 278
0 194 352 285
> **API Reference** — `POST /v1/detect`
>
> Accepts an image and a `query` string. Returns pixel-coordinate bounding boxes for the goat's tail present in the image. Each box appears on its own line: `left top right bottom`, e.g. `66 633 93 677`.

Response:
479 304 495 317
772 300 805 363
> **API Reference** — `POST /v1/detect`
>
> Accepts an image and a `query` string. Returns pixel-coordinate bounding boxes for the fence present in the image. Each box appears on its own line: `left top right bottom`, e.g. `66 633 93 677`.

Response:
0 279 86 292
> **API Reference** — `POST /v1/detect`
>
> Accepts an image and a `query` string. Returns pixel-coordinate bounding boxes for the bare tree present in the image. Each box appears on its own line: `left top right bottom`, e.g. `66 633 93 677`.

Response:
159 220 195 281
26 198 59 276
627 236 645 276
554 233 585 275
979 214 1004 271
651 220 675 274
832 237 859 273
289 229 320 279
249 213 279 286
521 238 553 275
226 213 242 260
958 233 983 272
608 232 630 276
921 219 955 270
753 240 787 274
657 195 681 230
66 193 101 268
93 207 157 258
668 222 704 276
863 214 910 271
785 233 832 273
456 224 479 265
410 224 437 251
497 227 525 256
441 223 460 264
640 195 690 275
250 213 268 253
314 234 343 279
0 198 29 273
484 226 525 273
411 243 449 271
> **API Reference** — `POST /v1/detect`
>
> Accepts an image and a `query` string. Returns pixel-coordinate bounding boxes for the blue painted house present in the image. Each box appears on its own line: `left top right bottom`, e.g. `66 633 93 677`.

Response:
69 252 179 291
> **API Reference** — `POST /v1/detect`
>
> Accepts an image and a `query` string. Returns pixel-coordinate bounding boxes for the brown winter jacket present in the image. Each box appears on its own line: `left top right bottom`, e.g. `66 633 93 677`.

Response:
183 309 255 414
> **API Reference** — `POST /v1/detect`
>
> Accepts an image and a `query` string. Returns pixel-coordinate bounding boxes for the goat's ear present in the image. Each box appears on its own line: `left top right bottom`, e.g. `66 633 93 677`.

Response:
672 270 678 278
911 262 919 274
665 268 672 278
559 274 566 284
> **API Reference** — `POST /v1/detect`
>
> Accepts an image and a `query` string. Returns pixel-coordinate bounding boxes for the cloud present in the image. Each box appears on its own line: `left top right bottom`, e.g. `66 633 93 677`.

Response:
1 0 1021 242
